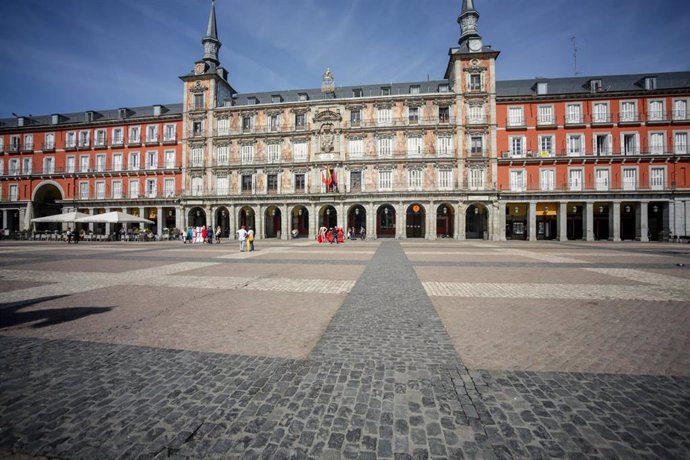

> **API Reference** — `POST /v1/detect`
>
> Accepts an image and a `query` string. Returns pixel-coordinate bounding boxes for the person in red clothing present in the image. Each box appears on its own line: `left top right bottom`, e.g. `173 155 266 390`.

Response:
326 228 333 243
201 225 208 243
337 227 344 244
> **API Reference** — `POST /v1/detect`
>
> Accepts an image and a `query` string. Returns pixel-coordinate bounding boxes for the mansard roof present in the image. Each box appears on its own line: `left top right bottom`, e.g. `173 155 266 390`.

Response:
0 103 183 130
496 71 690 98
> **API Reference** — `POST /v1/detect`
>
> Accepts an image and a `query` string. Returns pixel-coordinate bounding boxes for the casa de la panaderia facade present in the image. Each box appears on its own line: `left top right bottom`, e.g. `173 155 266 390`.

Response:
1 0 689 241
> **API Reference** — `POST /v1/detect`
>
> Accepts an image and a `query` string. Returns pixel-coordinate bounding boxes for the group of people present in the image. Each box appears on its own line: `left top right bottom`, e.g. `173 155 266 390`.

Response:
236 225 255 252
184 225 222 244
347 226 366 240
317 226 345 244
65 227 85 243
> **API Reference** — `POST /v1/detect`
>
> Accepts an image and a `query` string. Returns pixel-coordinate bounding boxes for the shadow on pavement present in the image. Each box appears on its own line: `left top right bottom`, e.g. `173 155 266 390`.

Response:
0 295 113 329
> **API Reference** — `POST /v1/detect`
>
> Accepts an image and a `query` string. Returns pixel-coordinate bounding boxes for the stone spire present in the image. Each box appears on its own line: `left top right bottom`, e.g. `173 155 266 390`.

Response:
201 0 221 67
458 0 481 46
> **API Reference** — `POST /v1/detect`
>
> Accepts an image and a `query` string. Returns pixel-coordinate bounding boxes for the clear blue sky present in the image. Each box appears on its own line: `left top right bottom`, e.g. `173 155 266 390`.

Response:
1 0 688 117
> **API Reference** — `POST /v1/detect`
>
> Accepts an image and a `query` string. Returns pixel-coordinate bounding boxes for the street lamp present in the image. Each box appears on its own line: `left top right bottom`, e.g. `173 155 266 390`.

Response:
652 205 658 213
514 206 519 214
625 205 631 213
443 206 448 215
474 207 479 214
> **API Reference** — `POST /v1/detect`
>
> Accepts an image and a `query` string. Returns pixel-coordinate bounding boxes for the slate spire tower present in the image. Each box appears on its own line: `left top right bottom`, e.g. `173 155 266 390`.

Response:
201 0 221 69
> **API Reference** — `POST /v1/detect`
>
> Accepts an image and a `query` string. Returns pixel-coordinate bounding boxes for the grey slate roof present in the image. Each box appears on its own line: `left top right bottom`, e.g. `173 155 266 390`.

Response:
2 71 688 129
496 71 690 98
0 103 182 130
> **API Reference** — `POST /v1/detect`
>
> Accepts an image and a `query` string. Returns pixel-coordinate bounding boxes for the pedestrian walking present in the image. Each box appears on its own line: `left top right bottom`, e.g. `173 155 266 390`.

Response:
248 227 255 251
237 225 248 252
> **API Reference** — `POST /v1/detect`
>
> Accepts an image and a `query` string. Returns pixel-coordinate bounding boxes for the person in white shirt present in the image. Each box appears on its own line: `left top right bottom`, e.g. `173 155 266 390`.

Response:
237 225 248 252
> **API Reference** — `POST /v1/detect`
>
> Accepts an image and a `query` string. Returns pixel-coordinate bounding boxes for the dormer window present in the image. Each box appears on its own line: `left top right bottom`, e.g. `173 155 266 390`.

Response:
409 85 420 95
644 76 657 90
271 95 282 103
51 114 60 125
153 105 162 116
118 108 129 119
248 97 259 105
85 111 94 123
590 79 602 93
17 117 26 127
438 84 449 93
298 93 309 102
536 82 548 95
381 87 391 96
353 88 363 98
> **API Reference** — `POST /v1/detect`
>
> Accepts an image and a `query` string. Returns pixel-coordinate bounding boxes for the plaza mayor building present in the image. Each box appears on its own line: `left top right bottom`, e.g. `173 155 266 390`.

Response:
1 0 689 242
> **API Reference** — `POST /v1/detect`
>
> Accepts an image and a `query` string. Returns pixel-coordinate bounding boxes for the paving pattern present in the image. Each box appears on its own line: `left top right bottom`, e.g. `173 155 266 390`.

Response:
0 239 689 459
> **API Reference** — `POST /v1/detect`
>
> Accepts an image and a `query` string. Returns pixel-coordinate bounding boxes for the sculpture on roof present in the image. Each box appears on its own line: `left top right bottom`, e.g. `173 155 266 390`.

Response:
321 68 335 93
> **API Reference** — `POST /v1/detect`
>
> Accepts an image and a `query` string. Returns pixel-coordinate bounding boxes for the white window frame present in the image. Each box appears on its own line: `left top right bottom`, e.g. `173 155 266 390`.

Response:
129 180 140 198
43 156 55 174
191 177 203 196
79 155 90 172
508 106 524 126
112 181 122 199
95 154 106 172
164 150 176 168
22 157 32 175
438 169 453 191
66 156 75 174
95 181 106 200
215 145 229 166
620 100 638 122
594 168 610 191
94 129 106 147
568 168 583 191
566 103 583 124
266 142 280 163
407 136 423 158
621 132 640 156
593 133 612 156
24 133 33 151
673 99 688 121
9 159 19 176
377 137 393 158
622 167 637 191
537 105 554 125
592 102 610 123
9 184 19 201
215 176 229 196
348 138 364 159
111 127 124 146
66 131 76 148
377 107 392 126
112 153 123 172
407 169 423 191
164 178 175 197
146 178 157 198
78 130 90 148
468 105 485 124
540 169 555 191
648 100 665 121
649 132 666 155
79 181 89 200
509 136 526 158
163 123 176 141
146 151 158 169
240 144 255 165
509 169 526 192
437 135 453 157
128 152 140 170
650 166 666 191
292 140 308 162
378 170 393 191
128 126 141 144
468 168 484 191
190 147 203 167
566 134 584 156
674 131 688 154
538 135 554 157
44 132 55 150
146 125 158 143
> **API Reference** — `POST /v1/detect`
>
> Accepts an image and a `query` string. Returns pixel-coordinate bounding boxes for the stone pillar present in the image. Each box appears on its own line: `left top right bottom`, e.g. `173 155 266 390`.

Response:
139 207 145 231
88 208 95 233
638 201 649 242
257 204 263 240
528 202 537 241
558 202 568 241
105 207 111 237
457 203 467 240
156 206 163 237
367 202 375 239
176 207 184 232
428 202 436 240
611 202 621 242
2 210 7 232
338 203 345 231
396 202 405 239
493 201 505 241
309 203 317 240
453 204 460 240
229 204 236 239
207 206 215 233
585 202 594 241
281 204 289 240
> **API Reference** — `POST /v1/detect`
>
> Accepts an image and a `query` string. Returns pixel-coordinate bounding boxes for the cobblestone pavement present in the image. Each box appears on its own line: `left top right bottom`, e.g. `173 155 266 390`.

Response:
0 240 689 459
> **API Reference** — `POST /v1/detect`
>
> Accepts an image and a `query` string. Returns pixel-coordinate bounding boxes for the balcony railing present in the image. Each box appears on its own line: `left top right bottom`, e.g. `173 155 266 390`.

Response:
499 183 670 193
618 112 642 124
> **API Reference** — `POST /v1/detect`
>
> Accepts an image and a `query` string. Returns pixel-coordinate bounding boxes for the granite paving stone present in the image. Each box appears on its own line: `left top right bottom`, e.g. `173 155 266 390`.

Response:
0 240 688 459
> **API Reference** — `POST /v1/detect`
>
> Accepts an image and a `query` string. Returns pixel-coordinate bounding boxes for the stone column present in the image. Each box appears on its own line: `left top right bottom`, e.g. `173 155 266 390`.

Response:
427 202 436 240
281 204 289 240
453 204 460 240
367 202 375 239
528 202 537 241
493 201 505 241
457 203 467 240
2 210 7 233
105 207 111 238
309 203 317 240
338 203 345 231
176 207 184 232
229 204 236 239
257 204 264 240
611 202 621 242
157 206 163 237
638 201 649 242
558 202 568 241
396 202 405 239
585 202 594 241
139 207 145 231
88 208 95 233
